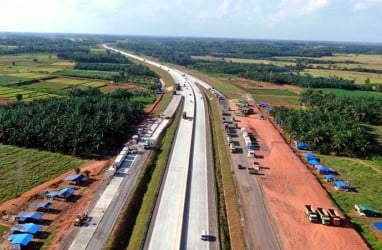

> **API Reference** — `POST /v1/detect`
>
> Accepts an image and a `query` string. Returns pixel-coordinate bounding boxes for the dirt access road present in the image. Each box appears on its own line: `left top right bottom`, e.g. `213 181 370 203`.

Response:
229 100 369 250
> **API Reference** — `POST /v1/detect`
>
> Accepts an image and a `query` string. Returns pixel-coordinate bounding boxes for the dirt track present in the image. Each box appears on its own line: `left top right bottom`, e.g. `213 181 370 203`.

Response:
233 100 368 249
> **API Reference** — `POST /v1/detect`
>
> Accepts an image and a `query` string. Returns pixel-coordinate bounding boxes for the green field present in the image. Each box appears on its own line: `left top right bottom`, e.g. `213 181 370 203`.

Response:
192 55 296 67
0 75 34 86
318 88 382 98
315 154 382 249
304 69 382 85
0 144 86 203
0 86 60 102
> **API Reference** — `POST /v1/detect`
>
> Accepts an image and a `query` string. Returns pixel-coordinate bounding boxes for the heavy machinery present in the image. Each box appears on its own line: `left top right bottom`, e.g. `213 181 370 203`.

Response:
304 205 318 223
327 208 341 226
74 212 89 226
316 207 331 225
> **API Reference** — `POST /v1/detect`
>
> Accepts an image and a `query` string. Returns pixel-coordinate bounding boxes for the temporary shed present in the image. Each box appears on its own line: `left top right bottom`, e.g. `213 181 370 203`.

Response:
11 223 41 234
317 166 331 175
308 159 320 166
296 141 309 150
63 174 84 184
324 174 338 182
355 204 381 217
8 233 33 246
373 222 382 232
58 187 74 198
305 153 316 161
15 211 43 223
29 201 52 210
334 180 352 191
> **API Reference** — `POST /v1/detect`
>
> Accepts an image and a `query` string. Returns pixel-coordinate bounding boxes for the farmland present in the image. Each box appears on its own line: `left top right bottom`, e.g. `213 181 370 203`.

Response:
0 144 85 204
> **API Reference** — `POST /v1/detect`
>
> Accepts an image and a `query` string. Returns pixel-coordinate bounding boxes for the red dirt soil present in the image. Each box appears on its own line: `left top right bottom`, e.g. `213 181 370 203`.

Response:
229 100 369 250
0 160 109 249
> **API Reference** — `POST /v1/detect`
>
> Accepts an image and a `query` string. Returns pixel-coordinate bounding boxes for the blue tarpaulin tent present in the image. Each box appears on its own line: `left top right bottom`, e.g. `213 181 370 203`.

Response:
59 187 74 198
305 153 316 161
373 222 382 231
296 141 309 150
317 166 331 175
15 211 43 223
334 180 351 191
325 174 338 182
11 223 41 234
30 201 52 209
308 159 320 166
63 174 84 184
8 233 33 246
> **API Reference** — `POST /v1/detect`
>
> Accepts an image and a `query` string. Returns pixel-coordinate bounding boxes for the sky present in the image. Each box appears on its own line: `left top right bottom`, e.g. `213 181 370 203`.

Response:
0 0 381 43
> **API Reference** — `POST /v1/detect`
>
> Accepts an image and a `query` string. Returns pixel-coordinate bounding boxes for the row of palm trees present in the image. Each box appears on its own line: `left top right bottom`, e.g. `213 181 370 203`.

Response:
0 89 148 157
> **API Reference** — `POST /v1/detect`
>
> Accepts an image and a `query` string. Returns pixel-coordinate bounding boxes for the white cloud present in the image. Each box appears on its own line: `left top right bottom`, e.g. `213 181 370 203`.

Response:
272 0 330 22
353 0 382 11
217 0 232 16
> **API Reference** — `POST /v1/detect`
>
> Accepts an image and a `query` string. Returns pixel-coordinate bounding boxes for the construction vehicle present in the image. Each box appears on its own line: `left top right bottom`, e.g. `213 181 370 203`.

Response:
74 212 89 226
327 208 341 226
304 205 318 223
316 207 331 225
248 167 259 175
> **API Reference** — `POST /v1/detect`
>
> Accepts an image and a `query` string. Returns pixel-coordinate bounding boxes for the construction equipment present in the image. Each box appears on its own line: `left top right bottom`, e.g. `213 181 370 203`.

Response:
74 212 89 226
304 205 318 223
327 208 341 226
316 207 331 225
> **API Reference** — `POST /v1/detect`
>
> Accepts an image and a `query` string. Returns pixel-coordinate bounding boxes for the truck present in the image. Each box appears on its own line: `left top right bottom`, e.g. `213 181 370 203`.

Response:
248 167 259 175
182 111 187 119
74 212 89 226
316 207 331 225
304 205 318 223
327 208 341 226
229 143 236 153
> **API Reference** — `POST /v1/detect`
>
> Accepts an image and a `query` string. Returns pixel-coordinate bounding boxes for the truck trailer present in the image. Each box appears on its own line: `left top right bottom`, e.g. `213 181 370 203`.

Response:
327 208 341 226
304 205 318 223
316 207 331 225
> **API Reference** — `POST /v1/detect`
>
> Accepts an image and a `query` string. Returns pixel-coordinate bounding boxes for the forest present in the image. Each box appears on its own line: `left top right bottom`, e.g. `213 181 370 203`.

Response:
0 88 154 157
271 107 370 157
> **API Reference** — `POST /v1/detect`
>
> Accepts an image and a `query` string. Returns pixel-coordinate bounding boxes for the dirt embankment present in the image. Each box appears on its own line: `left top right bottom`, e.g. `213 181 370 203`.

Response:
230 99 368 250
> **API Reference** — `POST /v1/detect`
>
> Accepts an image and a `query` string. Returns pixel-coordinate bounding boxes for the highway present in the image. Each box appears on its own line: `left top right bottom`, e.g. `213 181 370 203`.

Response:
103 45 217 249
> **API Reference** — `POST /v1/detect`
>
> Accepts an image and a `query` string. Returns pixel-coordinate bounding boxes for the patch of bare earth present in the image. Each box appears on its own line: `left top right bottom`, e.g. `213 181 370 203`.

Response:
0 97 14 105
229 100 368 250
0 160 109 249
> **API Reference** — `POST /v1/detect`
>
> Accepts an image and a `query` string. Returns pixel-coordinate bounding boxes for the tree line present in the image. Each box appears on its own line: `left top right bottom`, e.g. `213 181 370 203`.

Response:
299 89 382 125
271 107 370 157
0 88 154 157
74 63 157 77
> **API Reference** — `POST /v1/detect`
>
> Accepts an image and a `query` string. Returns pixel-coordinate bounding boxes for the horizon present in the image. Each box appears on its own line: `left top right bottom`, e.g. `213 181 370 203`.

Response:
0 0 381 44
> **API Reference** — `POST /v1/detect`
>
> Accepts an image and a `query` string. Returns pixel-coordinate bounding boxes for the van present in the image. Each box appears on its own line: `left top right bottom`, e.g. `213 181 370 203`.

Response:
201 230 208 241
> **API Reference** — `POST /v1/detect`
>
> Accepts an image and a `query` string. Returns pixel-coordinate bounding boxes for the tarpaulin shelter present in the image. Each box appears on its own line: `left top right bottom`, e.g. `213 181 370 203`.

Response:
305 153 316 161
296 141 309 150
44 187 74 200
63 174 84 184
11 223 41 234
15 211 43 223
317 166 331 175
373 222 382 231
325 174 338 182
355 204 381 217
8 233 33 246
308 159 320 166
30 201 52 210
334 180 351 191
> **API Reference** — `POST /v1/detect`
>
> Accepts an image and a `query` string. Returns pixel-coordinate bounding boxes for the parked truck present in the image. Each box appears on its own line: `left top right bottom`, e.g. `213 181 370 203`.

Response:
327 208 341 226
229 143 236 153
182 111 187 119
316 207 331 225
248 167 259 175
304 205 318 223
74 212 89 226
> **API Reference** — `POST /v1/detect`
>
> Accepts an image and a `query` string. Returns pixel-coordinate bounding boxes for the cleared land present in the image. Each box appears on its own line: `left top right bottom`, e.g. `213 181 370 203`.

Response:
303 69 382 85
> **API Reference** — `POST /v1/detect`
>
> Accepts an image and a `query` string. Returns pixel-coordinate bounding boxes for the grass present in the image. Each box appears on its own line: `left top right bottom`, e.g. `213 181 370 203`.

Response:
192 55 296 67
0 224 8 236
0 75 33 86
205 88 246 249
0 144 86 203
318 88 382 98
314 154 382 249
248 88 298 96
0 86 61 102
252 94 299 106
303 69 382 85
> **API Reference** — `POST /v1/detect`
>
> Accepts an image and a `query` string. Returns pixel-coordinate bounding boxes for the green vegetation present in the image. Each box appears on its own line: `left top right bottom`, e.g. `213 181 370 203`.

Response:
248 88 298 96
319 88 382 98
0 75 34 86
205 89 245 249
316 155 382 249
300 89 382 125
0 144 85 203
0 224 8 236
0 88 152 156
